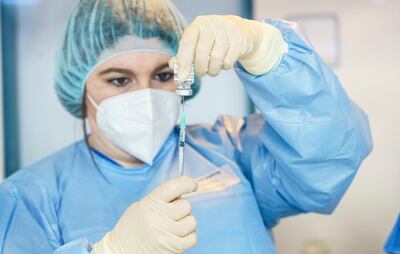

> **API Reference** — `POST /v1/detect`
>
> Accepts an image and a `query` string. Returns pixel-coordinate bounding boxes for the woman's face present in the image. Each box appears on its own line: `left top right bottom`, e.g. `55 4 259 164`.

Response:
85 51 175 104
84 51 176 166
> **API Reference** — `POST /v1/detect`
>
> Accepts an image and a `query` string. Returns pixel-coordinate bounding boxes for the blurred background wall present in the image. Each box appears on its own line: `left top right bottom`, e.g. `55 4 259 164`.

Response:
1 0 399 253
254 0 400 253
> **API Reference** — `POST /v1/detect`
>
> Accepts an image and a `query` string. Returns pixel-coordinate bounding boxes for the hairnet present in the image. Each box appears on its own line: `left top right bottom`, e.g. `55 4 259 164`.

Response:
55 0 200 118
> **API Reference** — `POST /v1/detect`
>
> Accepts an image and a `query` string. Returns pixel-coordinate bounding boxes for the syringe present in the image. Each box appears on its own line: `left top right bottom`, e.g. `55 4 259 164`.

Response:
174 60 195 177
178 96 186 177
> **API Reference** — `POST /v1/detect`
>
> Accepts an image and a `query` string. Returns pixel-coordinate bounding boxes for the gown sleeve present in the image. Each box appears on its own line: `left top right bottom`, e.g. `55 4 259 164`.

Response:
0 180 93 254
204 19 373 228
384 215 400 254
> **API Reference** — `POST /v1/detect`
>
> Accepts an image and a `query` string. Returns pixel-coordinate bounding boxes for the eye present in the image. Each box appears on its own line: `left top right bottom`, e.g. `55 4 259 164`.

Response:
154 72 173 82
109 77 130 87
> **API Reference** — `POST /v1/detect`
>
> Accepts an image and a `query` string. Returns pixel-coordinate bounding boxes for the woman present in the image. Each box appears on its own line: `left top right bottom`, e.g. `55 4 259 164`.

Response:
0 0 372 253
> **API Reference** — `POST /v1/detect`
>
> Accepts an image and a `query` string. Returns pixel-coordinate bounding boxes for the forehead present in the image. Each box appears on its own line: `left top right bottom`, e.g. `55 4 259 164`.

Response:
95 51 172 72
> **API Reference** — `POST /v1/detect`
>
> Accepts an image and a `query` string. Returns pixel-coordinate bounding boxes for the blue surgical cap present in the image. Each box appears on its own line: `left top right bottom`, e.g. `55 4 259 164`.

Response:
55 0 200 118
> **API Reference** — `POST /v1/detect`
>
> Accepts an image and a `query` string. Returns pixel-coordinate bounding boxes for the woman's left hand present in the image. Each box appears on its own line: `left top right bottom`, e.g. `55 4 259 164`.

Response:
170 15 285 79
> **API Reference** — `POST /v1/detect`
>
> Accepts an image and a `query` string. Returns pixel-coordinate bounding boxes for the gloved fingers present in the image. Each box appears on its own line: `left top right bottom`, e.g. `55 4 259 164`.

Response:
208 17 229 76
176 22 200 81
166 231 198 253
149 176 197 202
222 46 241 70
193 18 215 76
194 48 211 77
222 27 242 70
168 57 176 70
164 198 192 221
158 214 197 238
208 56 224 76
178 232 198 251
175 214 197 236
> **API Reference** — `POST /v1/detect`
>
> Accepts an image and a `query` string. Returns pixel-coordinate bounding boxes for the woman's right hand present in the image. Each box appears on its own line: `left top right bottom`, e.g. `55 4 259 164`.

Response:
93 176 198 254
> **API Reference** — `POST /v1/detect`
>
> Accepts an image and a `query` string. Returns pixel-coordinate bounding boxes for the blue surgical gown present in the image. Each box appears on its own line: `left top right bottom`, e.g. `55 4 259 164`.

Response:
0 19 372 254
385 215 400 254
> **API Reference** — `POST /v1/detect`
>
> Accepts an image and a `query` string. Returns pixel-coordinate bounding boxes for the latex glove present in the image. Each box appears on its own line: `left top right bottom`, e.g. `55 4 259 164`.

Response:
169 15 286 78
93 176 198 254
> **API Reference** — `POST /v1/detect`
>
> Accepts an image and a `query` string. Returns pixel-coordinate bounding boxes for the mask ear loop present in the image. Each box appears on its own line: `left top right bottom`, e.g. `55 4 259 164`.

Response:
87 94 104 113
82 91 111 184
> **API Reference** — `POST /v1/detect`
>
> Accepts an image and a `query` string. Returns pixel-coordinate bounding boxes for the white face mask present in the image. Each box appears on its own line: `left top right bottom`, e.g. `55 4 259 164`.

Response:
87 89 180 165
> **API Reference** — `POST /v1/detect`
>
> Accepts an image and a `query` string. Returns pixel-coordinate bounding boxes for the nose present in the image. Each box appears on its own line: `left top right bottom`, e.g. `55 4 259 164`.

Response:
133 76 151 91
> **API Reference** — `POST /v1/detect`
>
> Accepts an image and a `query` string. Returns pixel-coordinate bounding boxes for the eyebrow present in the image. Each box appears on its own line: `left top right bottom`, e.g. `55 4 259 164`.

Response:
98 68 134 76
152 63 171 74
98 63 171 76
